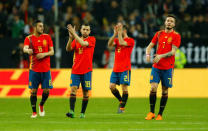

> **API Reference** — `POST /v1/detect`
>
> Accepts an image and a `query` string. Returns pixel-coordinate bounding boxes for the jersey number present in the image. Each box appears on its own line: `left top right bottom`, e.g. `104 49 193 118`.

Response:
38 46 43 52
124 75 128 82
49 80 52 86
168 78 172 85
85 81 91 87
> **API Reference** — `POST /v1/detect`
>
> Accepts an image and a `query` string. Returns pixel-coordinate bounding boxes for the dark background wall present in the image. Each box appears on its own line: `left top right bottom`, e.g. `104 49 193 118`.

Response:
0 37 208 68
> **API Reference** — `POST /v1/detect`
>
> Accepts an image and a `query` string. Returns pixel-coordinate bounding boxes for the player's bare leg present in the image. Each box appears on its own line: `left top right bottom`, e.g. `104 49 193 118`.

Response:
30 89 38 118
156 86 169 120
117 85 128 113
110 83 122 102
80 90 89 118
145 82 158 120
66 86 77 118
39 89 49 116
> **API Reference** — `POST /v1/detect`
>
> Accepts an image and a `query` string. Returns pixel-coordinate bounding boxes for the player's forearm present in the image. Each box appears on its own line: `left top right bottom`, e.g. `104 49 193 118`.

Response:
73 33 88 46
66 38 73 52
146 42 154 55
44 50 54 57
118 32 127 46
160 45 177 58
160 51 175 58
108 35 116 47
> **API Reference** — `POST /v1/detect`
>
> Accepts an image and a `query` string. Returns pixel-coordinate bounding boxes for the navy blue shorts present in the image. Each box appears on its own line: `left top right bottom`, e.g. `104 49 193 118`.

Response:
70 71 92 90
110 70 131 86
150 67 174 88
29 70 53 89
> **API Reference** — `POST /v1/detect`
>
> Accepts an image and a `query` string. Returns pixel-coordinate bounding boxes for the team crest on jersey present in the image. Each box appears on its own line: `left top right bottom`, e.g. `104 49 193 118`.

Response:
79 47 83 54
43 39 47 46
167 37 172 43
117 47 121 53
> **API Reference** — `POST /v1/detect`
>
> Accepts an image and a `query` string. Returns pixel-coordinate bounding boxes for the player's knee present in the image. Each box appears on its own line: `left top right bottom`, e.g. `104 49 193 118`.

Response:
70 86 77 95
162 90 168 96
43 89 50 94
83 90 89 97
150 87 157 92
150 83 158 92
109 84 116 91
162 86 168 96
31 89 37 96
83 94 89 99
121 85 128 92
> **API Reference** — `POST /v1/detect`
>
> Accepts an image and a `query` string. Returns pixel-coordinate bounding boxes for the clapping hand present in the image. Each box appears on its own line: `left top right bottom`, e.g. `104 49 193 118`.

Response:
67 24 76 39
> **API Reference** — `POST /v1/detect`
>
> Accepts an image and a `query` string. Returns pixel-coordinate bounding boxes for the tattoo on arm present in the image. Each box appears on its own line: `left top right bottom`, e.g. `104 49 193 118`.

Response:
162 52 173 58
161 45 178 58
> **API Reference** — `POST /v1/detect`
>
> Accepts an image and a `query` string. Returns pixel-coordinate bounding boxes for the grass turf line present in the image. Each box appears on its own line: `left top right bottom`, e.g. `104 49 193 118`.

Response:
0 98 207 131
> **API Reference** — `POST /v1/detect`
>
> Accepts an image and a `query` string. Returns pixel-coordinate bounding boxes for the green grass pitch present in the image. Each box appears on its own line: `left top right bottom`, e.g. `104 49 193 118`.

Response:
0 98 208 131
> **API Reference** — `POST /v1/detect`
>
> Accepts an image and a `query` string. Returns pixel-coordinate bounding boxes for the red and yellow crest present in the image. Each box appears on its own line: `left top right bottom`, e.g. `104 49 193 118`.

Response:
167 37 172 43
43 39 47 46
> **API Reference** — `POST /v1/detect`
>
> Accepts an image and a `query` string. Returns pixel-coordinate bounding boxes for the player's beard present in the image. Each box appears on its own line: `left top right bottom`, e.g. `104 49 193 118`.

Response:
82 34 89 38
37 30 43 35
35 28 43 35
165 26 173 30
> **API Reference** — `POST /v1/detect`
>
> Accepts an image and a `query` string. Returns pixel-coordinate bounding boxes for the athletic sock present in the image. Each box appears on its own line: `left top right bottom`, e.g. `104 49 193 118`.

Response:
40 92 49 106
158 93 168 115
120 91 128 108
111 88 122 102
81 96 89 113
30 95 37 113
70 94 76 112
149 91 157 113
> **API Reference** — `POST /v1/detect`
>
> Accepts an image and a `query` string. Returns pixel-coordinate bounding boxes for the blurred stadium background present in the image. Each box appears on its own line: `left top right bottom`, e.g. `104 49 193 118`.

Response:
0 0 208 131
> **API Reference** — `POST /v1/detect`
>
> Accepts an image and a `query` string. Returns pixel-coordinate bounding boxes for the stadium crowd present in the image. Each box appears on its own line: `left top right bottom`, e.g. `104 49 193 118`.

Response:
0 0 208 39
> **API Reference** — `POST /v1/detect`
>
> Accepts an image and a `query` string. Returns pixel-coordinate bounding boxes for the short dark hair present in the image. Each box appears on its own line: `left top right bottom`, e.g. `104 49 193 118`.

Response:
33 20 42 27
166 14 177 23
81 23 91 30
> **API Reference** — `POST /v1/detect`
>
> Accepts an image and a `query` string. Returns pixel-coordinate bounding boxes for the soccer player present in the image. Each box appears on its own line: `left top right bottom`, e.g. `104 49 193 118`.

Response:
23 20 54 118
145 14 181 120
108 22 135 113
65 23 96 118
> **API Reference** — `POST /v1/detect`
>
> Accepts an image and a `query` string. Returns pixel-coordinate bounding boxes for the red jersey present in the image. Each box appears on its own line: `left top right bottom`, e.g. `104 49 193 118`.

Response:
151 30 181 69
24 34 53 72
71 36 96 74
113 37 135 72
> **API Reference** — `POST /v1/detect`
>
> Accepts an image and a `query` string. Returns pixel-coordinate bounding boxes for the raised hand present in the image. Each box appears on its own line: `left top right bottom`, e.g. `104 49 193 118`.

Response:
113 25 118 36
67 24 76 38
117 23 123 33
